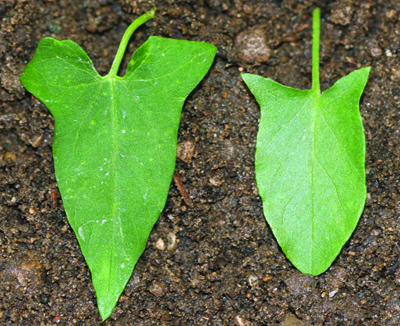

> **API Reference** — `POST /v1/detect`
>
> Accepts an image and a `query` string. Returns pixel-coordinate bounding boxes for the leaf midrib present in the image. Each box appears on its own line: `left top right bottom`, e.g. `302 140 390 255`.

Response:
311 89 321 274
109 75 117 297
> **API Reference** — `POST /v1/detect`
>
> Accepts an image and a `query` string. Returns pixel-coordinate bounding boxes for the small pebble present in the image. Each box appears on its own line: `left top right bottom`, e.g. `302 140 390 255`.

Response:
31 134 43 148
11 260 45 287
1 67 24 95
329 289 338 297
29 207 36 214
209 177 222 186
60 225 68 234
177 141 195 164
329 1 354 26
235 25 271 63
4 152 17 162
148 280 166 297
371 47 382 57
167 233 178 251
248 275 258 287
235 316 250 326
155 238 166 250
386 9 397 19
118 295 129 302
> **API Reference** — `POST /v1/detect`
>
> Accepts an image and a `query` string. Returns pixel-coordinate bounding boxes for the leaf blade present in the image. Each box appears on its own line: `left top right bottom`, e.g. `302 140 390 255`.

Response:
242 67 370 275
21 35 216 319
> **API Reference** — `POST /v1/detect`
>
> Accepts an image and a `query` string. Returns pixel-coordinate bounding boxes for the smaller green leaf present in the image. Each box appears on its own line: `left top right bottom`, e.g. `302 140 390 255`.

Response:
20 8 216 320
241 8 370 275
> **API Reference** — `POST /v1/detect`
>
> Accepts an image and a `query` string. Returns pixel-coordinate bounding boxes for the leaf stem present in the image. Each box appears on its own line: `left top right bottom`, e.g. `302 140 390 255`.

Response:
108 8 156 77
312 8 320 93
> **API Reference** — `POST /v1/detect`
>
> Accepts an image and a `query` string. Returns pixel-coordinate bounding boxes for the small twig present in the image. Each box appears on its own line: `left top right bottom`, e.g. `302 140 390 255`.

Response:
173 172 193 207
274 24 308 48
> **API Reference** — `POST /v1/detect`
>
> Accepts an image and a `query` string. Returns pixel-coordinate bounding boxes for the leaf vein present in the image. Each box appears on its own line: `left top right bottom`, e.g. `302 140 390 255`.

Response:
318 105 362 177
263 94 313 150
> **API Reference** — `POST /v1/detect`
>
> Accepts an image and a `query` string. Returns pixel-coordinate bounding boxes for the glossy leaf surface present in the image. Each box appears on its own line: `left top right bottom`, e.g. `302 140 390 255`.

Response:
242 9 370 275
20 11 216 319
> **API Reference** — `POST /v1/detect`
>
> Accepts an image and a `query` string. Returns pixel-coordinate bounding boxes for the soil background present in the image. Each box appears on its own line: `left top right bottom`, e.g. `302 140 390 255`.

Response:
0 0 399 325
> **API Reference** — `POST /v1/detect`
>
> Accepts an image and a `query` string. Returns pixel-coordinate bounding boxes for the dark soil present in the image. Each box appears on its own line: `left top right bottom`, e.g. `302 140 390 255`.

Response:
0 0 399 325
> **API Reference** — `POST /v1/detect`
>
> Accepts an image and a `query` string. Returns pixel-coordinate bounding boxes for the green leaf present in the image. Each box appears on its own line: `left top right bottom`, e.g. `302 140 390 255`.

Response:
241 8 370 276
20 9 216 320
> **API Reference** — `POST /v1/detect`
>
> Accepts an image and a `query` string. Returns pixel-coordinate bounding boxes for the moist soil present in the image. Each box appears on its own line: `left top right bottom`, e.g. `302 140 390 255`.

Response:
0 0 399 325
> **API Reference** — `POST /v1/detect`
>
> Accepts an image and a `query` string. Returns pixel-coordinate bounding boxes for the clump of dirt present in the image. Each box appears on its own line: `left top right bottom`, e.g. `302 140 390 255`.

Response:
1 0 400 325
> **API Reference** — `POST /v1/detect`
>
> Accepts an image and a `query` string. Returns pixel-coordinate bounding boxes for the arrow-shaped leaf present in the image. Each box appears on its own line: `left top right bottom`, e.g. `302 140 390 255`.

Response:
242 8 370 276
20 9 216 320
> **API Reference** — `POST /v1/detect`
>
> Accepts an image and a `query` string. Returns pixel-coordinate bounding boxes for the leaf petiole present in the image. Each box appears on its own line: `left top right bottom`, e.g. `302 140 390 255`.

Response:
312 8 320 93
108 7 156 77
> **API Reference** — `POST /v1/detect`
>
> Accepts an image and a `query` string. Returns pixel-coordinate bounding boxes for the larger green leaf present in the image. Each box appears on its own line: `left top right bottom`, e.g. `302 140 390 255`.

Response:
241 8 370 275
20 9 216 320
